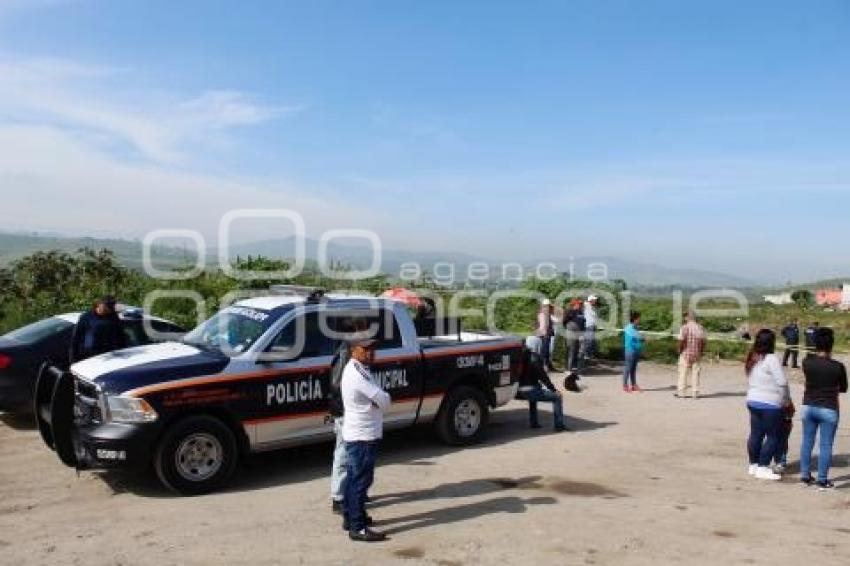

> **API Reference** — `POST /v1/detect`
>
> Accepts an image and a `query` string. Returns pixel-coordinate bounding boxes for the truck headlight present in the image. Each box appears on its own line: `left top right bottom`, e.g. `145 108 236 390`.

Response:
106 395 158 423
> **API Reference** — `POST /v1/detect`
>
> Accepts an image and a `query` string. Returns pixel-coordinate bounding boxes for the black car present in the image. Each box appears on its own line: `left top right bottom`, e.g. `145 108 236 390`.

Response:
0 308 184 413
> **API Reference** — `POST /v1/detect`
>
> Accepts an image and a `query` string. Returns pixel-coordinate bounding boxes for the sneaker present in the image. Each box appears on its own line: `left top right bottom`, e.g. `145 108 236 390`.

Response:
800 476 815 487
554 424 569 432
748 464 758 476
348 528 387 542
332 500 344 515
342 515 374 531
816 480 835 491
631 385 642 393
755 466 781 481
773 463 787 474
623 385 632 393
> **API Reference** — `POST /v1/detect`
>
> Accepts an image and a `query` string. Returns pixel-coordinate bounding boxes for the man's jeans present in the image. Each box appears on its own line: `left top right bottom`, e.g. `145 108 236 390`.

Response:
747 405 783 467
677 355 702 397
623 351 639 387
800 405 840 482
782 346 799 367
516 385 565 429
539 332 553 366
582 327 597 362
565 332 583 372
330 418 347 502
344 440 379 533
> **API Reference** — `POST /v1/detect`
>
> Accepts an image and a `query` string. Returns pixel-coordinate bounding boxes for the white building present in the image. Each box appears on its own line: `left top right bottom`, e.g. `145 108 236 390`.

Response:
842 284 850 309
763 292 793 305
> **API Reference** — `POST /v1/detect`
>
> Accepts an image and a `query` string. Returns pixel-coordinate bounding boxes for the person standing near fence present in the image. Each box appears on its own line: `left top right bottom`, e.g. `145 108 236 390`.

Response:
563 299 585 375
781 319 800 369
536 298 556 371
623 311 644 393
676 312 706 399
799 327 847 490
745 329 790 481
582 295 599 365
804 321 819 359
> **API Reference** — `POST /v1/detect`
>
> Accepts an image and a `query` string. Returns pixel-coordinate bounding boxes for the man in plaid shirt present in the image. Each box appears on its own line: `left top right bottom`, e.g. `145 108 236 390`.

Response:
677 312 707 399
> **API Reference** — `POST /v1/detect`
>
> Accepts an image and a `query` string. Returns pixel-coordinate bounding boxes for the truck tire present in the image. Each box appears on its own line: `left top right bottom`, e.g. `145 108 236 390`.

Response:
435 385 489 446
154 415 238 496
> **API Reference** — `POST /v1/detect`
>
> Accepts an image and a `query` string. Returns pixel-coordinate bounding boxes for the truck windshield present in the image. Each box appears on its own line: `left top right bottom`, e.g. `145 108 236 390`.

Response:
182 307 275 354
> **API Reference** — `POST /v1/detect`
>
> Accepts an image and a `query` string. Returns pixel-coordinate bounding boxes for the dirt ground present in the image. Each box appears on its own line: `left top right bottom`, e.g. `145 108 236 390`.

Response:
1 360 849 566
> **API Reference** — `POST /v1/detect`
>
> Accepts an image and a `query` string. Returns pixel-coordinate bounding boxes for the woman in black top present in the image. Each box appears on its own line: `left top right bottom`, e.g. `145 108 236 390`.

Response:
799 327 848 489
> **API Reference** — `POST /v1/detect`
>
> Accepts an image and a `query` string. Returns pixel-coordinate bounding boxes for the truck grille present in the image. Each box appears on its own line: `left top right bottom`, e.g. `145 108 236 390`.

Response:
74 377 103 424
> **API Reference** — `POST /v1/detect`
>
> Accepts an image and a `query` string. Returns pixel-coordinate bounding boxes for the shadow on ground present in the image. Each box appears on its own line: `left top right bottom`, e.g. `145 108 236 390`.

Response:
371 474 626 535
96 408 617 498
376 495 558 535
0 411 36 431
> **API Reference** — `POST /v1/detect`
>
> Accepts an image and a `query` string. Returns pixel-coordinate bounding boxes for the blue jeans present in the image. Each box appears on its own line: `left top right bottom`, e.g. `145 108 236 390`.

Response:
540 332 553 366
330 418 347 502
799 405 840 482
623 351 639 387
773 419 793 466
747 405 783 467
582 327 597 361
344 440 379 532
517 385 565 429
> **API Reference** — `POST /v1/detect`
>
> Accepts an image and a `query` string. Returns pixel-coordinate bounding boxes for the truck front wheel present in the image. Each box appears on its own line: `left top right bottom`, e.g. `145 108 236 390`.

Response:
435 386 489 446
154 415 238 495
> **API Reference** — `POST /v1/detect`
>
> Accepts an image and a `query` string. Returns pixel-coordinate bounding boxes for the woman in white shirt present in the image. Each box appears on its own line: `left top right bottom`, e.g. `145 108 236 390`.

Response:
745 329 791 481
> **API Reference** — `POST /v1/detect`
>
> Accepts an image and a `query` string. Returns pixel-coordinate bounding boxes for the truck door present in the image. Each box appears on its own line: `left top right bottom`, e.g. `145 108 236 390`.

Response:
252 310 335 447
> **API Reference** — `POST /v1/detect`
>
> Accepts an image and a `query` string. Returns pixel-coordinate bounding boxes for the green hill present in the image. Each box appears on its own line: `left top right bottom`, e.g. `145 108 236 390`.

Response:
0 232 191 270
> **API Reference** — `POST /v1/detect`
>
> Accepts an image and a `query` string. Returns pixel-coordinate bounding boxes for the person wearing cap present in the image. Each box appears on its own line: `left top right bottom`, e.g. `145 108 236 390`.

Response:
516 349 568 431
341 337 391 542
582 295 599 365
70 296 126 362
536 299 556 371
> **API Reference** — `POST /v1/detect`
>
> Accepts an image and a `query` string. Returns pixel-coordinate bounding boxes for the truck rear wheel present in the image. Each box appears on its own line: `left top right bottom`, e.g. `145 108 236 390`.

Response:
154 415 238 495
435 386 489 446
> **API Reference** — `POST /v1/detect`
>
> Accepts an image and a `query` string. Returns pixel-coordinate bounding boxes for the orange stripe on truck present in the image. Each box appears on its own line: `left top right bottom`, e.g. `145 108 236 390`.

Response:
125 364 330 398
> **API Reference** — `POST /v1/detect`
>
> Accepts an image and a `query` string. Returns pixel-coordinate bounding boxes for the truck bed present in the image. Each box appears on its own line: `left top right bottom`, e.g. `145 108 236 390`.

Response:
418 332 516 350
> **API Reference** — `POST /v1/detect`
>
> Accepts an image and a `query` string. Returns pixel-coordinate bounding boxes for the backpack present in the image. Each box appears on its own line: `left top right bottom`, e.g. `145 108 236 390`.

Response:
327 343 350 418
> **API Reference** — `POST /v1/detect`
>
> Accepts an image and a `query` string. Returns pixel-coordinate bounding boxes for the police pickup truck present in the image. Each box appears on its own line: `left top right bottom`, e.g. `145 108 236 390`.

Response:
36 288 523 495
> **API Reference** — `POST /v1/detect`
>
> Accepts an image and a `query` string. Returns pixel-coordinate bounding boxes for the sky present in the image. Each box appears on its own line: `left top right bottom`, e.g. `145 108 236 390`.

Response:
0 0 849 284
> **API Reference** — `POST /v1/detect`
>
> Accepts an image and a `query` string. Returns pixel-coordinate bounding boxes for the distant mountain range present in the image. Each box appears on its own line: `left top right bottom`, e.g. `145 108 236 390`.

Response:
0 231 764 288
0 232 191 269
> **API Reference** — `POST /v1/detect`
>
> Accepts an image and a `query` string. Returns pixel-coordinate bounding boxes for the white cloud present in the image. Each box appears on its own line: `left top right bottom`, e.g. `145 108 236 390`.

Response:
0 56 298 164
0 123 393 244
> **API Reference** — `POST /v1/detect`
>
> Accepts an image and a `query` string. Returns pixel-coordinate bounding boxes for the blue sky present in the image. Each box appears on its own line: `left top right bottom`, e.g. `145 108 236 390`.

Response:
1 0 849 283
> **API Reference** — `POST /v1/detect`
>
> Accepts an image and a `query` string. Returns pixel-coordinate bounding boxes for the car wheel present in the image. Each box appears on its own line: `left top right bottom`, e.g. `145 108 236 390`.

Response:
154 415 238 495
435 385 489 446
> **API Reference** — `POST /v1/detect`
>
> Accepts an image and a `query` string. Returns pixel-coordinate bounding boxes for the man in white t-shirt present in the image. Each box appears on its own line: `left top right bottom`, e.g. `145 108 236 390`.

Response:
582 295 599 364
341 338 391 542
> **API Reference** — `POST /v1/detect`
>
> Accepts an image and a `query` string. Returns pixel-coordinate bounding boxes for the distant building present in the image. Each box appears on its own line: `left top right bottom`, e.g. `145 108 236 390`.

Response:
763 292 793 305
815 288 844 307
843 284 850 309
